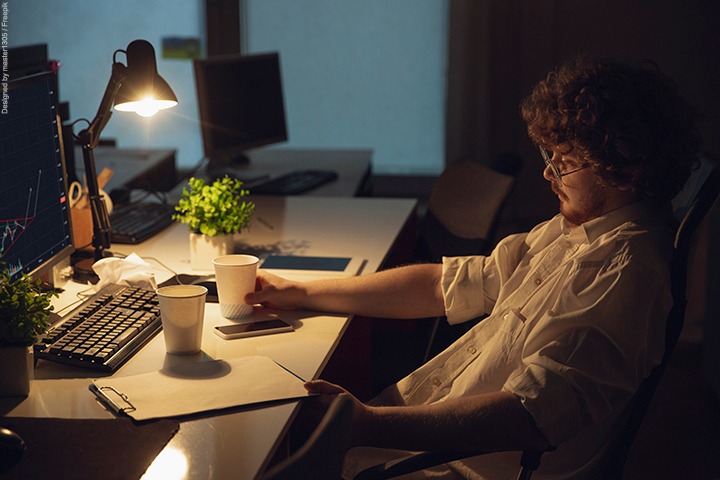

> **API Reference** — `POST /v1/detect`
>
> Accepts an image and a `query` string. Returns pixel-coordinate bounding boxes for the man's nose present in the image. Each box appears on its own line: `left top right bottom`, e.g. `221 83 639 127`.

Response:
542 162 556 183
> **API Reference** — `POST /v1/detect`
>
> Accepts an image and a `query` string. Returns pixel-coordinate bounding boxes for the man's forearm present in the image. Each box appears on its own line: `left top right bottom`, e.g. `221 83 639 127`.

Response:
355 391 550 453
299 263 445 319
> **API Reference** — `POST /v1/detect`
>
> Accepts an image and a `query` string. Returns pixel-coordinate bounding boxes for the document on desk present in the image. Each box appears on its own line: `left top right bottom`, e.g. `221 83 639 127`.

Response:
259 255 365 279
90 355 310 421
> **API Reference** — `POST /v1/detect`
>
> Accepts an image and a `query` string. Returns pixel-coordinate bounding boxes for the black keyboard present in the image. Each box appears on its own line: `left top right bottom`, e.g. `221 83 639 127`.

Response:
250 169 338 195
109 202 174 244
34 284 162 372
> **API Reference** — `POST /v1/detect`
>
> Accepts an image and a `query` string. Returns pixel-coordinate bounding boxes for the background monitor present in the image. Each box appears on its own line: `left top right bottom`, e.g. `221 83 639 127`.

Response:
0 72 74 283
193 52 287 169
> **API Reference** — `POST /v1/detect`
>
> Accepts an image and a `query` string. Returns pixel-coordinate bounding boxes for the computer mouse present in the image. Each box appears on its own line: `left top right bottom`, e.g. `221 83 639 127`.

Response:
0 427 26 458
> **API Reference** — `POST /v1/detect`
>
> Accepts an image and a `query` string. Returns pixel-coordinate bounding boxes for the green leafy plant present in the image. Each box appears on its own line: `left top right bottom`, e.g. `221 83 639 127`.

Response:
173 176 255 236
0 268 58 347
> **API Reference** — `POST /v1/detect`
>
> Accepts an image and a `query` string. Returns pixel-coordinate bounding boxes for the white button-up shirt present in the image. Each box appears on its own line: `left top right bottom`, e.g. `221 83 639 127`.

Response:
353 202 674 479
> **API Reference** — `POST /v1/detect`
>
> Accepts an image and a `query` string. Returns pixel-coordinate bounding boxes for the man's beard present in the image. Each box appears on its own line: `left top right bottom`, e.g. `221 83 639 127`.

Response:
553 182 607 226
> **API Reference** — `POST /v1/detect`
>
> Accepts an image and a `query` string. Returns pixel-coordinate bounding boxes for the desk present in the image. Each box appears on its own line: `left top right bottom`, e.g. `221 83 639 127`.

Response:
2 195 416 479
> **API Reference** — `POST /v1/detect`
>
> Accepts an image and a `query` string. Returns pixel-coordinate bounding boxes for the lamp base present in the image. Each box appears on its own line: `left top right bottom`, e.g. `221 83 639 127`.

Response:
71 250 112 285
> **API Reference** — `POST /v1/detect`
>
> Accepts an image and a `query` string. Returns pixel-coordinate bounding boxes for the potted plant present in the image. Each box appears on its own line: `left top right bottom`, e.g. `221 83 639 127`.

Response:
0 268 57 397
173 176 255 270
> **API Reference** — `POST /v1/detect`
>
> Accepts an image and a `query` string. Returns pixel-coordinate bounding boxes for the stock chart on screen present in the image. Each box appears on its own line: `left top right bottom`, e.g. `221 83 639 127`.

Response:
0 73 72 281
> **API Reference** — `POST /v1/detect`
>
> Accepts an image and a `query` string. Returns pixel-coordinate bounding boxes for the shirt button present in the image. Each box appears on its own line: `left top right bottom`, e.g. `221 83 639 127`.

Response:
432 377 442 387
467 346 477 354
534 278 542 285
565 240 572 248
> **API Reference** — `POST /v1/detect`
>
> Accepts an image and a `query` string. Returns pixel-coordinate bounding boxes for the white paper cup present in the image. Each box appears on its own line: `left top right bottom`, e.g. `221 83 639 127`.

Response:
212 254 259 319
157 285 208 354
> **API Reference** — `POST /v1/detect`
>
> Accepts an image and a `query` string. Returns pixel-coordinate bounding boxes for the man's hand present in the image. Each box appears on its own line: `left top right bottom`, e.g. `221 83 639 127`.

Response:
244 271 305 310
304 379 372 446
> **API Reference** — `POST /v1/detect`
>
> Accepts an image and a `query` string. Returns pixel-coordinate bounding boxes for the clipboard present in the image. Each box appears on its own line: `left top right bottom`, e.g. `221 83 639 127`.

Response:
90 355 310 421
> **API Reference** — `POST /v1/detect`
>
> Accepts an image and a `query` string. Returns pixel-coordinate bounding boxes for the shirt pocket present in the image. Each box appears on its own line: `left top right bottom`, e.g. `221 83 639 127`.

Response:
493 308 528 366
569 260 607 296
451 309 528 397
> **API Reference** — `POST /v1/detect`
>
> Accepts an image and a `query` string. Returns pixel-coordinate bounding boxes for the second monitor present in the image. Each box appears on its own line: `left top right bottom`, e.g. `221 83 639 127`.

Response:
194 52 287 173
193 52 338 195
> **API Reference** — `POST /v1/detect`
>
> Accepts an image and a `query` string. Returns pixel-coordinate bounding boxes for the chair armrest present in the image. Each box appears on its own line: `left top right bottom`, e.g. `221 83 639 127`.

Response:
354 450 490 480
353 449 549 480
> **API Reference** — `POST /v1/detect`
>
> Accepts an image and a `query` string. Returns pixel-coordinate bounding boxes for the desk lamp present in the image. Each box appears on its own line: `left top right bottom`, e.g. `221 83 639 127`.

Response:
73 39 177 279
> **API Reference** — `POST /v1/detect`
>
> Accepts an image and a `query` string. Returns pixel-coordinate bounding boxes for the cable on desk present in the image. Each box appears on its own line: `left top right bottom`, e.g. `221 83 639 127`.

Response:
52 285 98 318
142 256 184 285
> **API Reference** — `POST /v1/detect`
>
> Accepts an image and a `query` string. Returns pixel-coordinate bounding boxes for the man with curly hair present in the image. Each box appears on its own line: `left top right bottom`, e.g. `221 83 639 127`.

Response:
247 56 702 479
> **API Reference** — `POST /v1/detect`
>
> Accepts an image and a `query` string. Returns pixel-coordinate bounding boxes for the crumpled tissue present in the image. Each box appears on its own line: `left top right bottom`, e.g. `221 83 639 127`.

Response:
91 253 158 291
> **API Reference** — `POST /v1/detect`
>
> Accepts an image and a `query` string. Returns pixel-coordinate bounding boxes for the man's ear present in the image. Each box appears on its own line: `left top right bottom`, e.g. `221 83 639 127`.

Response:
618 165 645 191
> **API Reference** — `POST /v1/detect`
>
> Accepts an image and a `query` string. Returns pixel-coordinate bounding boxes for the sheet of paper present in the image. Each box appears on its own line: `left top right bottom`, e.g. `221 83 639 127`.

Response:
91 355 309 421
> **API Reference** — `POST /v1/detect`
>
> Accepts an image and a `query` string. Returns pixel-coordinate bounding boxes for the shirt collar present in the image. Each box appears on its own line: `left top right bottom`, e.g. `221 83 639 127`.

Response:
562 202 653 244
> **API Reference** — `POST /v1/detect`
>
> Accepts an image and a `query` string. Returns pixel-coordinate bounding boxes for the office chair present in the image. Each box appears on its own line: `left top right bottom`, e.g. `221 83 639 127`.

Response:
354 156 720 480
416 155 523 362
260 394 354 480
598 157 719 477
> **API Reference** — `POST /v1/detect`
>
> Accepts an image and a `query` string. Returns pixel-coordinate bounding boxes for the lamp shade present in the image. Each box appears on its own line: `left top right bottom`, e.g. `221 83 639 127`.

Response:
114 40 178 117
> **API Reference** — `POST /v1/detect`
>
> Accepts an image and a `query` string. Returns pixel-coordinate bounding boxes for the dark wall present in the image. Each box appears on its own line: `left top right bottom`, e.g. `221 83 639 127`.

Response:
480 1 720 229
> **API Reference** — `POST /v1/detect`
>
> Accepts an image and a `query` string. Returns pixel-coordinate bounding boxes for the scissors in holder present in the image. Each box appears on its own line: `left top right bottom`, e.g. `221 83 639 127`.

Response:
68 181 86 208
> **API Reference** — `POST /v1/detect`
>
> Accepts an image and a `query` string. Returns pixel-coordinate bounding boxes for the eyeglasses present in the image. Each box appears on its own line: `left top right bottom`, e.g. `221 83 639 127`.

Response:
539 146 589 185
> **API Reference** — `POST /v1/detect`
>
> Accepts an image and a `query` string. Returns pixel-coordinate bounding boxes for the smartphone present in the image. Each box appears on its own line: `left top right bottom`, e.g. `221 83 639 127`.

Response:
213 319 294 339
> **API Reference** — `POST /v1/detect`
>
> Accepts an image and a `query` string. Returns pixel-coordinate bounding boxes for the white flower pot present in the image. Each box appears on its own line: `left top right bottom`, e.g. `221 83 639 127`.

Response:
0 345 34 397
190 233 234 271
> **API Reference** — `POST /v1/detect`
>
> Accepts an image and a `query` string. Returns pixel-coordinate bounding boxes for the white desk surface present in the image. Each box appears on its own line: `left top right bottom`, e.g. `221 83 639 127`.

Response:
3 195 416 480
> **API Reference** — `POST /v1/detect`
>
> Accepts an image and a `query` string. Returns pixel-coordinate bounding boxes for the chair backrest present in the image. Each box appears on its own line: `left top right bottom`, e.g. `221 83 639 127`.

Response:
600 158 720 477
260 394 354 480
415 155 523 262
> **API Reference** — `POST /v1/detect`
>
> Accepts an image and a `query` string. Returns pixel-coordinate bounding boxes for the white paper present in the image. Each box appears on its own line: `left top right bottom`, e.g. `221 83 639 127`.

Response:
91 355 309 421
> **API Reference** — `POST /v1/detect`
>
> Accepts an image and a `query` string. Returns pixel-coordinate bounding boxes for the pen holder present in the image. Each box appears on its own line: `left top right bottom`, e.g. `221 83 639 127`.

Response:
70 189 113 250
71 206 93 249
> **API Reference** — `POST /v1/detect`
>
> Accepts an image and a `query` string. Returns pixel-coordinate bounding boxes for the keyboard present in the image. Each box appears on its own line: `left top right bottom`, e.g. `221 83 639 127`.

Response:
34 284 162 372
250 169 339 195
109 202 174 244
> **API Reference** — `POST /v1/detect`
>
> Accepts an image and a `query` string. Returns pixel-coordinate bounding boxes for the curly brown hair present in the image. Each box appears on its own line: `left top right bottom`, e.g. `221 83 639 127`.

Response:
521 56 702 201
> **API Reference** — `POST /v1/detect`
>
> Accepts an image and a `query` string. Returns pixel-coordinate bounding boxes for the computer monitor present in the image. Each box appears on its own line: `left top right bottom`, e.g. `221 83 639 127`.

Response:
193 52 288 171
0 72 74 284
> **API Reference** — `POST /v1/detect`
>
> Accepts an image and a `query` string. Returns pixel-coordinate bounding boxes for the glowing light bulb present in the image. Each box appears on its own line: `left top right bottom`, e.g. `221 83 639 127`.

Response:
135 99 160 117
115 97 177 117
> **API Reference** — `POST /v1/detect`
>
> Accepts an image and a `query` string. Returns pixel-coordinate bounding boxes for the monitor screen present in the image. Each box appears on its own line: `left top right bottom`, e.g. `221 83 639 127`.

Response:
193 52 288 167
0 72 74 283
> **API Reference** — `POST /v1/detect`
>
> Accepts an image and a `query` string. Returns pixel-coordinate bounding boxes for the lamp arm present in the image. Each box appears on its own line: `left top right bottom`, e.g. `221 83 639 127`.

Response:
80 62 127 149
75 62 127 261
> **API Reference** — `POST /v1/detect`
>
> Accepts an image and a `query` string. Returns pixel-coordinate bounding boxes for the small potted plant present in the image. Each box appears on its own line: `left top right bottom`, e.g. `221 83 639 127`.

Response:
0 268 58 397
173 176 255 270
